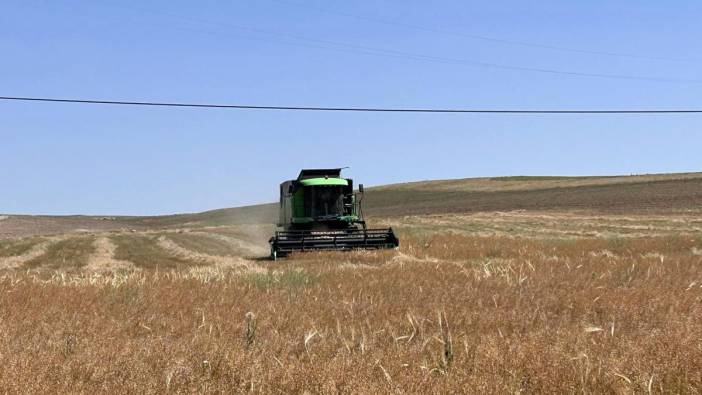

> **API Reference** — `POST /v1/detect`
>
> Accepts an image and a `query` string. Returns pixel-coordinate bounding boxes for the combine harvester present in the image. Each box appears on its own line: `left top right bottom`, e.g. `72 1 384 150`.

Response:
269 169 399 259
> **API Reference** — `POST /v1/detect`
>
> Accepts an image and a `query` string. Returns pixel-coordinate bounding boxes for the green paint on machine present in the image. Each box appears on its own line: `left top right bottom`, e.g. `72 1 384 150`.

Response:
269 168 399 259
299 177 349 186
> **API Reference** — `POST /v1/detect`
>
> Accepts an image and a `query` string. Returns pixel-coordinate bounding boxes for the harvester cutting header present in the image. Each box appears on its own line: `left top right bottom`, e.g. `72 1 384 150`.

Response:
269 169 399 259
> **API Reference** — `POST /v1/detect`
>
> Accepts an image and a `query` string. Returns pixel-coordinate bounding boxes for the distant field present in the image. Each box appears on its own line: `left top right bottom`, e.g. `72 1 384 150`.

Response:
371 172 702 192
1 172 701 392
366 174 702 216
2 172 702 238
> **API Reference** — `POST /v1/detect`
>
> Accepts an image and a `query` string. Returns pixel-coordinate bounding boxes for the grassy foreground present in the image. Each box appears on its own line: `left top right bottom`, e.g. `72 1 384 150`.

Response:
1 234 701 393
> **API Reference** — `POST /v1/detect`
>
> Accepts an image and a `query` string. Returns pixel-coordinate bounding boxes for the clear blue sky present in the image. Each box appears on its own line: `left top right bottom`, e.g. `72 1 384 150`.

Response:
1 1 701 215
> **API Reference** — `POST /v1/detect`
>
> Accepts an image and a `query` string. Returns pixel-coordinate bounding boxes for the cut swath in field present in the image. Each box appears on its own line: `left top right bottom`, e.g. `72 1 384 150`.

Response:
0 237 45 258
165 232 250 257
0 237 55 270
84 236 137 273
198 226 271 256
111 234 201 269
156 233 259 272
22 236 95 270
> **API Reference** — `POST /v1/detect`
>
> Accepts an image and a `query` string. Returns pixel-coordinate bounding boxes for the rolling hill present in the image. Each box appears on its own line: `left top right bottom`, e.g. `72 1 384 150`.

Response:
2 172 701 238
145 172 702 225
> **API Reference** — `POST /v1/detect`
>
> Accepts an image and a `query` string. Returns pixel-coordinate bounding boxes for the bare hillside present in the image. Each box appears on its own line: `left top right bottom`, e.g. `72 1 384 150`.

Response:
365 173 702 216
2 172 701 238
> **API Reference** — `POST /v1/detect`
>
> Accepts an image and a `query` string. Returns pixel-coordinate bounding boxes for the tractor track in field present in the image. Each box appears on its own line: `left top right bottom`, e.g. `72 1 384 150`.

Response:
0 237 62 270
85 237 137 273
156 235 264 272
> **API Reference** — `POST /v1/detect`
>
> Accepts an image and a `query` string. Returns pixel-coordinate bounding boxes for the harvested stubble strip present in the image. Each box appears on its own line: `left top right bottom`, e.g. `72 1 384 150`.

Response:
0 237 45 258
202 225 271 245
111 234 204 269
165 232 247 257
22 236 95 269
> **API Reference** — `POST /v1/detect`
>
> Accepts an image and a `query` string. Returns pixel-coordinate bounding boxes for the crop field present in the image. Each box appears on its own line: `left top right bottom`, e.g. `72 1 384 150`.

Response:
1 174 702 393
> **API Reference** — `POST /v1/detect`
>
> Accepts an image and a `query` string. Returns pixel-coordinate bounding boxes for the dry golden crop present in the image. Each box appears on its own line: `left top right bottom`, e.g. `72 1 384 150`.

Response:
1 231 701 393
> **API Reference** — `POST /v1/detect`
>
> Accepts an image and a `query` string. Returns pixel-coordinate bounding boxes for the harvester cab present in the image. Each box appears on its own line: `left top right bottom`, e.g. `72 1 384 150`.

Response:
269 169 399 259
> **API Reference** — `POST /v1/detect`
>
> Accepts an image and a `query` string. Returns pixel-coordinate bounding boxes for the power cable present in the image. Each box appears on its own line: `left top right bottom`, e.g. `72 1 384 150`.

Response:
270 0 700 63
89 2 702 84
2 96 701 114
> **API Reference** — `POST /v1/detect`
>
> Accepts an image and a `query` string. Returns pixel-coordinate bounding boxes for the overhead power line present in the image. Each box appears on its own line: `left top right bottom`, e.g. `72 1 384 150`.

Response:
93 3 702 84
271 0 699 63
2 96 701 114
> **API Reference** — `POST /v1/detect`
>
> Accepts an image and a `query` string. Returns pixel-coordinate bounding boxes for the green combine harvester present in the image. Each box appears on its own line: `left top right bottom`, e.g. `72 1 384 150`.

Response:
269 169 399 259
